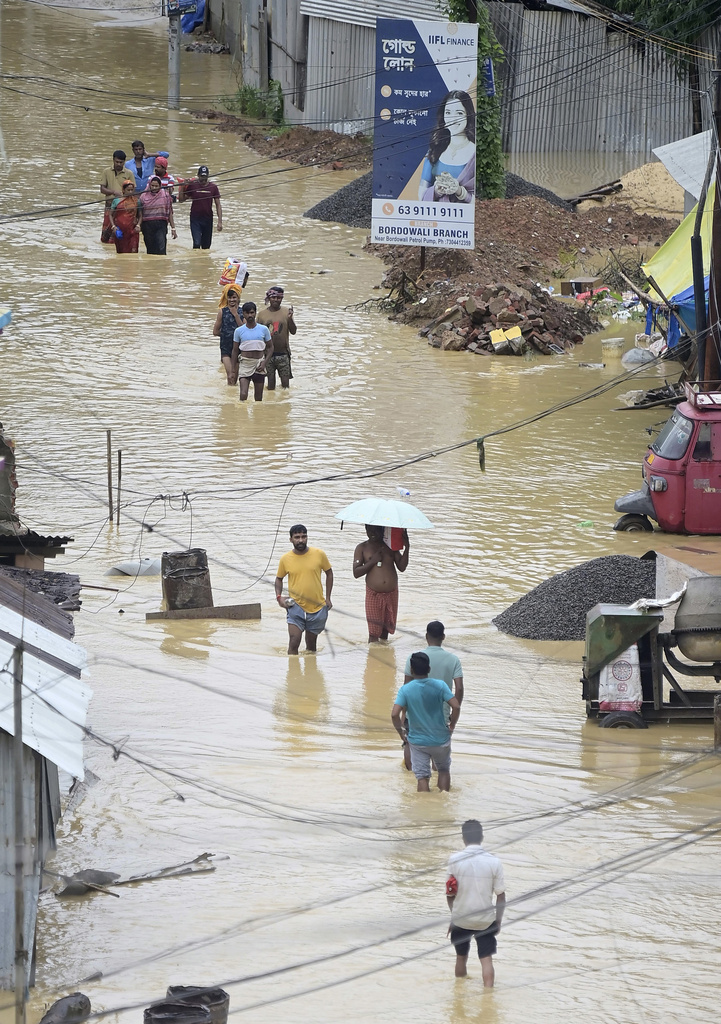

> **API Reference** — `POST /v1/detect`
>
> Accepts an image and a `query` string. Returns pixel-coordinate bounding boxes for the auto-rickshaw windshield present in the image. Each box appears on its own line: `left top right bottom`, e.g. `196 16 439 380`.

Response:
651 410 694 460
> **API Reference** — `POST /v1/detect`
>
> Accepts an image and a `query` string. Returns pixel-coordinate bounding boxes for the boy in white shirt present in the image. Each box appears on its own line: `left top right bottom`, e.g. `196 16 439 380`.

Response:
446 819 506 986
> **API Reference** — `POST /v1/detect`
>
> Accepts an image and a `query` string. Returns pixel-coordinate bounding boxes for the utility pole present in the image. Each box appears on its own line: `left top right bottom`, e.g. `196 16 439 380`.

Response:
705 51 721 384
13 645 26 1024
168 9 181 110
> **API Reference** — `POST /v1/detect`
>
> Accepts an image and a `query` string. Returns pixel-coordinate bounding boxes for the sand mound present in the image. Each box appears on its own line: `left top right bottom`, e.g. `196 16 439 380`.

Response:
577 161 684 219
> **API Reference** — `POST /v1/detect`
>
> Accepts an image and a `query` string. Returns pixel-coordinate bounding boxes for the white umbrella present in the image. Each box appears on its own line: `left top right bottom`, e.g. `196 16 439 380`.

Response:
335 497 434 530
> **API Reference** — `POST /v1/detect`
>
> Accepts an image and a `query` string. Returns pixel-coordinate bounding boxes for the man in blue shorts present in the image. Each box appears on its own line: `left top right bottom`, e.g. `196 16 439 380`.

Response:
275 525 333 655
446 819 506 986
391 651 460 792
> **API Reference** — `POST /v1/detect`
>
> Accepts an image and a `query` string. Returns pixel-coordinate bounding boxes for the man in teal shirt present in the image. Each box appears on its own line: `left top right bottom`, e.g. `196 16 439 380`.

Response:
392 652 461 792
403 620 464 704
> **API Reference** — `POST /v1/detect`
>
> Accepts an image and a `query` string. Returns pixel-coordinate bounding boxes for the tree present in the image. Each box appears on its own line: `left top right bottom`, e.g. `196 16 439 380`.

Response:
598 1 720 133
445 0 506 199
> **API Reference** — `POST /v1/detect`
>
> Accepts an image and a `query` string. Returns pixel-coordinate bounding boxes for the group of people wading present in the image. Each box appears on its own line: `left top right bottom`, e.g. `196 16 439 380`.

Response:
274 526 506 983
214 281 296 401
99 142 222 255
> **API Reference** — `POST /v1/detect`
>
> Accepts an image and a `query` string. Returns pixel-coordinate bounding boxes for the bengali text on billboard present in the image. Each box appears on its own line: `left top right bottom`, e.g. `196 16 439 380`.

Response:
372 18 478 250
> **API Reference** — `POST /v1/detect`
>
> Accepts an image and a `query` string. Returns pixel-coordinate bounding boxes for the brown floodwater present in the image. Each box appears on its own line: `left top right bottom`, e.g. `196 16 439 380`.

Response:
1 6 719 1024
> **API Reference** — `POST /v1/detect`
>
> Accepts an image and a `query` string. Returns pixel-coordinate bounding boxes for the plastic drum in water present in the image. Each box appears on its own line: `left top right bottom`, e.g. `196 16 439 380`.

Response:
601 337 624 356
166 988 229 1024
143 1003 212 1024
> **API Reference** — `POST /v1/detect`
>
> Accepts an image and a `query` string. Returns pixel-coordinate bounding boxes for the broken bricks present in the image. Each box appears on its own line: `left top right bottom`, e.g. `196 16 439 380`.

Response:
421 281 595 355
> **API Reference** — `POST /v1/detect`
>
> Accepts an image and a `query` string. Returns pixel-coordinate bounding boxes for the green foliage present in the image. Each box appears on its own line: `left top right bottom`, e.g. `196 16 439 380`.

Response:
223 79 284 124
445 0 505 200
597 1 718 44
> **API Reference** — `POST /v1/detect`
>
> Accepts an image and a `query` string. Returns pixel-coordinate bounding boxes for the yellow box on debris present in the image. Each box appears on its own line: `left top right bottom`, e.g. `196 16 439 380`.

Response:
490 326 523 345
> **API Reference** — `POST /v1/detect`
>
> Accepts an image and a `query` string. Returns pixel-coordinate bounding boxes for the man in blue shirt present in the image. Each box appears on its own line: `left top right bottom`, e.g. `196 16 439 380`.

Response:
392 651 461 792
125 140 166 192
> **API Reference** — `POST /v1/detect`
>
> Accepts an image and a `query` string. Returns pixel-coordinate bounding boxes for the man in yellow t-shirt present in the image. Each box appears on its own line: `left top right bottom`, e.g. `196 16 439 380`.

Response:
275 524 333 655
99 150 135 244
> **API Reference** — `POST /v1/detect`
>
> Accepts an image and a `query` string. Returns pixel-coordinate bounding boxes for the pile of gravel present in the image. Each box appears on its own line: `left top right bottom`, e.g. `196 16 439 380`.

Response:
492 555 656 641
504 171 573 211
304 171 372 228
304 170 571 228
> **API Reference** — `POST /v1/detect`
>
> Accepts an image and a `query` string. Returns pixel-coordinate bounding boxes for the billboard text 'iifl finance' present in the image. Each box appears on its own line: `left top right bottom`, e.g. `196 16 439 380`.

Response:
372 18 479 250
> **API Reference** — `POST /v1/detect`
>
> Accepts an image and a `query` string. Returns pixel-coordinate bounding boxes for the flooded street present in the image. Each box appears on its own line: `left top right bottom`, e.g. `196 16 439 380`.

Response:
1 5 720 1024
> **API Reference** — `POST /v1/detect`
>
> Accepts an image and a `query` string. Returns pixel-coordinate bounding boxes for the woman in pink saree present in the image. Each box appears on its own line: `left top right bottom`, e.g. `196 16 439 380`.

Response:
419 90 476 204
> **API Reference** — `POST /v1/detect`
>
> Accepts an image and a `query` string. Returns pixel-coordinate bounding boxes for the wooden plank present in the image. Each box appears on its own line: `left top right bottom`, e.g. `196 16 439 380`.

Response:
146 603 261 622
0 574 74 639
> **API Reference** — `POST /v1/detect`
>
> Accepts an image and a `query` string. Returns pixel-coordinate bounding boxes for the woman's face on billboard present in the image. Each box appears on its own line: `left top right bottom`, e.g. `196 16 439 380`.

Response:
443 98 467 135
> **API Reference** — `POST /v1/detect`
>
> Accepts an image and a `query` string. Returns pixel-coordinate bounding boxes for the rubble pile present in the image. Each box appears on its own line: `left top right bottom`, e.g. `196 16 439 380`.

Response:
419 281 599 355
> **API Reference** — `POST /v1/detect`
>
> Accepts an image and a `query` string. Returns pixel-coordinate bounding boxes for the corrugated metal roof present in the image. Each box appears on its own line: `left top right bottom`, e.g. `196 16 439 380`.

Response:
299 0 443 30
0 529 73 547
0 603 91 778
653 131 714 199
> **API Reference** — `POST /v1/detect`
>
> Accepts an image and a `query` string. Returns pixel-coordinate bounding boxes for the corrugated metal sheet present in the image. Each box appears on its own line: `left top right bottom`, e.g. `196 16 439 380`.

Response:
0 604 90 779
0 736 43 989
304 17 376 132
207 0 719 149
299 0 442 30
488 3 718 156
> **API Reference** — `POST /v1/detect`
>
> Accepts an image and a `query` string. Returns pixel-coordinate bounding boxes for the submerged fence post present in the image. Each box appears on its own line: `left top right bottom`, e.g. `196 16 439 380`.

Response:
116 450 122 528
106 430 113 522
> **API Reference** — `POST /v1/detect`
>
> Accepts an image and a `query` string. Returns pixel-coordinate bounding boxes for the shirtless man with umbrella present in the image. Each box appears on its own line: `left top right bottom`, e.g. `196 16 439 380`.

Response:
338 496 432 643
353 526 410 643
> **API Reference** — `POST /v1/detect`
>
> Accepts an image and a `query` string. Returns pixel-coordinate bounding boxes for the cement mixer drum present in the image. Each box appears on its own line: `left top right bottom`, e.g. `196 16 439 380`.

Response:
674 577 721 662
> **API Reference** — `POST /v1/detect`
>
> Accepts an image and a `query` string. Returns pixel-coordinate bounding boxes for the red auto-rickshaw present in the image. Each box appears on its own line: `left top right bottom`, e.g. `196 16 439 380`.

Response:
614 382 721 534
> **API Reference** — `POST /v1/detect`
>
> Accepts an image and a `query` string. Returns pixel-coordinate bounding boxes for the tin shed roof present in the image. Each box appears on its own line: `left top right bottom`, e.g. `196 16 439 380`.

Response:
0 577 91 778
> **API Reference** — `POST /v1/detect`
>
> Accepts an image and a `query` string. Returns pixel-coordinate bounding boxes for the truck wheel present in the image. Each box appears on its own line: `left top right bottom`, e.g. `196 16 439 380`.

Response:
599 710 647 729
613 514 653 533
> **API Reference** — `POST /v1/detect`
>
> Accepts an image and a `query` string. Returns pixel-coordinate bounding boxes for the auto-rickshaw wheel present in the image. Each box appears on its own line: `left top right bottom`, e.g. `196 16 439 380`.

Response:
613 514 653 533
599 710 648 729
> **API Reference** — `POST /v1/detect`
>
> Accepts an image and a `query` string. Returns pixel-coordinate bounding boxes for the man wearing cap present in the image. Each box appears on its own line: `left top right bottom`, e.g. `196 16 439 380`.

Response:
99 150 135 244
257 287 297 390
179 165 222 249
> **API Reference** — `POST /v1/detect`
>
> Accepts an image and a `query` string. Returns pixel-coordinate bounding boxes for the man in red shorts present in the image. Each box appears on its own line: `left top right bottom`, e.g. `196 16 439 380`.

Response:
352 524 409 642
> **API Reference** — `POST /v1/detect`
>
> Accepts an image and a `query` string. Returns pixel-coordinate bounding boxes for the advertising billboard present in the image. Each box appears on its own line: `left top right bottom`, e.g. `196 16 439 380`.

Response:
372 18 479 250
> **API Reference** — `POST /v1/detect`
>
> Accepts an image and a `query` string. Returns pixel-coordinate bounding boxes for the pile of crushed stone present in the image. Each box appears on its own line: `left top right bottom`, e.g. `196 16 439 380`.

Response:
504 171 573 211
492 555 656 641
303 171 571 228
304 171 372 228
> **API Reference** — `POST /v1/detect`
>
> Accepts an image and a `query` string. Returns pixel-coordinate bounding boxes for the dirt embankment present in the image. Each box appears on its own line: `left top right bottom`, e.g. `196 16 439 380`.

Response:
194 112 373 170
368 195 676 322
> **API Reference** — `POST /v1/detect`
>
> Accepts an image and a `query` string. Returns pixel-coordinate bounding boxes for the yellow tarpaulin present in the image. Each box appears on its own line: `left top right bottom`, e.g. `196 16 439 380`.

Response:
642 181 714 300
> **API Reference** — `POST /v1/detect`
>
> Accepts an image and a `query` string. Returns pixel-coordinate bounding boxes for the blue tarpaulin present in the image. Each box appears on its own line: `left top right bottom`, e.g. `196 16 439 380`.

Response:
181 0 204 33
645 275 709 348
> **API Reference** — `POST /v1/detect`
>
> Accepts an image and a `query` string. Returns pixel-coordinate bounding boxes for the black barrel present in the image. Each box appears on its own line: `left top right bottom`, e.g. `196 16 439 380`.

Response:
143 1003 211 1024
161 549 213 610
166 988 229 1024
